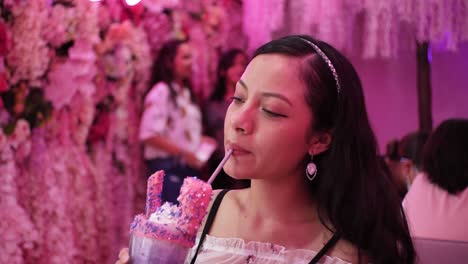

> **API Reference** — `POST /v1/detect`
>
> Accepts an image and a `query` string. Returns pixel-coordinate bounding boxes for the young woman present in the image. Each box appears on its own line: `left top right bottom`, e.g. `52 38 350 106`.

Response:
123 35 414 263
139 39 213 204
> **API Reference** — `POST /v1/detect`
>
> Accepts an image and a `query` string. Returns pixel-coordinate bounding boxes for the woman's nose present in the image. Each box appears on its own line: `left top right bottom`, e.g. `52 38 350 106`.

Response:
229 106 254 136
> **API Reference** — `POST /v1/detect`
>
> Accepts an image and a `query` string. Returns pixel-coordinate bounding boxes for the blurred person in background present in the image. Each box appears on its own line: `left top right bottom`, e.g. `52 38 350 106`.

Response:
139 39 214 203
385 131 429 199
404 119 468 241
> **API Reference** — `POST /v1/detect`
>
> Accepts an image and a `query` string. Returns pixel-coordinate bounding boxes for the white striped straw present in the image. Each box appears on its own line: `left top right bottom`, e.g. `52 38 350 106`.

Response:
207 149 233 185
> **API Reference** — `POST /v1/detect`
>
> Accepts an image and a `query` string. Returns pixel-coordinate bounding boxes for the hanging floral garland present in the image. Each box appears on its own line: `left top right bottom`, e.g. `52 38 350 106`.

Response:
243 0 468 58
90 19 152 258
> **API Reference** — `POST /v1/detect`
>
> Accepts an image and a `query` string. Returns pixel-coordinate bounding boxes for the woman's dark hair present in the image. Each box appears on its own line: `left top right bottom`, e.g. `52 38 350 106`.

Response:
254 35 414 264
146 39 196 104
423 119 468 194
398 131 429 169
210 49 247 101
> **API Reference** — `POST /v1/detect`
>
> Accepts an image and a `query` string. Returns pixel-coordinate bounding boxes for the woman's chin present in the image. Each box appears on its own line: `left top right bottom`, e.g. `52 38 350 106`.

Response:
223 168 252 180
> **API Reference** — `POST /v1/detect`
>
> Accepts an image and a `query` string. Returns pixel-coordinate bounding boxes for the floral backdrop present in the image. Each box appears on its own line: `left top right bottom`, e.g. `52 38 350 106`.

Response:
0 0 245 263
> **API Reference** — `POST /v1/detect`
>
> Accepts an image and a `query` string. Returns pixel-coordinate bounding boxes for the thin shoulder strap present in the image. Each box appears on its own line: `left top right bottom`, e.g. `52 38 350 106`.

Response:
190 189 230 264
309 234 340 264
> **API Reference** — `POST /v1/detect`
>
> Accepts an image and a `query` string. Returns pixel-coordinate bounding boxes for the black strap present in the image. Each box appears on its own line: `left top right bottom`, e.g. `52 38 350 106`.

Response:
308 234 340 264
190 189 230 264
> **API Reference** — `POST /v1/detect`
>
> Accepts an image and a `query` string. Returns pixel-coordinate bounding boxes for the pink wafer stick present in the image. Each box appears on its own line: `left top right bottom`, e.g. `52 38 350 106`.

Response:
207 149 233 185
145 170 165 216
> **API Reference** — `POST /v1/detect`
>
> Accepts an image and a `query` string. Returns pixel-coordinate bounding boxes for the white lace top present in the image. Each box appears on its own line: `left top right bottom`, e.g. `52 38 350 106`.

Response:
185 235 351 264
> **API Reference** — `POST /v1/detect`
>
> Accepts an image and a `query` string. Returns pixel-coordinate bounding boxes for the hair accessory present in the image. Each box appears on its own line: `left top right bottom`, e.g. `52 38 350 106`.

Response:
306 154 318 181
298 37 341 94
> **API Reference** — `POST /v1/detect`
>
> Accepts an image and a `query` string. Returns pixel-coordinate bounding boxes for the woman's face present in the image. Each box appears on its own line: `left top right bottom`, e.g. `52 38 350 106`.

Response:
173 43 193 81
223 54 316 180
225 53 248 85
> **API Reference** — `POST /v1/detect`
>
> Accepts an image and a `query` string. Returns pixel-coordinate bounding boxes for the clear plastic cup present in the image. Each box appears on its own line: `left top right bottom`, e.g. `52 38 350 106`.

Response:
129 233 190 264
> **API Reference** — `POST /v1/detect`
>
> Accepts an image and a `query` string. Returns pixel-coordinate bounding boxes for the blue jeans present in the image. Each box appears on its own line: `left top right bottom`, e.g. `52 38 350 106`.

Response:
145 157 200 204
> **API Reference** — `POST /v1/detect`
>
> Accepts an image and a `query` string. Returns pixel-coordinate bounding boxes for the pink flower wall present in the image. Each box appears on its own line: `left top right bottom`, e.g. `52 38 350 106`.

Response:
0 0 246 263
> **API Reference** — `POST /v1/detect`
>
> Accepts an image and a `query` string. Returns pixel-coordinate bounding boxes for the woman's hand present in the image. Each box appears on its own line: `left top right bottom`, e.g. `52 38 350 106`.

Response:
115 248 129 264
182 150 204 170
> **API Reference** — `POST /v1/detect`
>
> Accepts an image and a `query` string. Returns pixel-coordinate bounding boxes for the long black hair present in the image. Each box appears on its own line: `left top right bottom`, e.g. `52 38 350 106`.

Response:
146 39 196 104
254 35 415 264
210 48 247 101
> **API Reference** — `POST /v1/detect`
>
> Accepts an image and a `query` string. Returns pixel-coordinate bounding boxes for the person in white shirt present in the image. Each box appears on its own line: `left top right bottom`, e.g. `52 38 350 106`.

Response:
404 119 468 242
139 39 213 203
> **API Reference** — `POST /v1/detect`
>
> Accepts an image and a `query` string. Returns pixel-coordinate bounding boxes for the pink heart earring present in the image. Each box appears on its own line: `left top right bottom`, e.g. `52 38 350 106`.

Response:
306 154 317 181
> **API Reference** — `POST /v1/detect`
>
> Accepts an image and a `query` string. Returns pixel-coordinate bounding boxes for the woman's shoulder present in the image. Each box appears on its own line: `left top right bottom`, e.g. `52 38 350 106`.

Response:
209 189 245 209
145 82 170 100
196 189 235 237
204 189 245 220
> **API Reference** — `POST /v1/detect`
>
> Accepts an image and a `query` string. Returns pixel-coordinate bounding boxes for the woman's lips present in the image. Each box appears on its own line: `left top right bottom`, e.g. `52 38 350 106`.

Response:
226 142 250 155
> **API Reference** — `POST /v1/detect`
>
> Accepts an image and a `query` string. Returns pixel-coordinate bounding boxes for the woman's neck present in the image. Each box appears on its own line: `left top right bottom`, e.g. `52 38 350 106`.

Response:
174 78 185 89
243 174 318 223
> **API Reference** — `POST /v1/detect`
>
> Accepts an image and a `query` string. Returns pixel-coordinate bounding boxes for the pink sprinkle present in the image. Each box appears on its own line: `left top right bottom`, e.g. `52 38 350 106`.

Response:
178 177 213 236
131 172 213 247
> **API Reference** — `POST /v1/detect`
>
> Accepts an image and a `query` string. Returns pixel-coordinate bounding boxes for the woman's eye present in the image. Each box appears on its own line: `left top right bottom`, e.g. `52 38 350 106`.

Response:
230 96 244 104
262 108 287 118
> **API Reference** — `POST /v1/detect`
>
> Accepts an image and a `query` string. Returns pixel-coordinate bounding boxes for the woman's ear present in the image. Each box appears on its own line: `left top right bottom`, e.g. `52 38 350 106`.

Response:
308 131 332 156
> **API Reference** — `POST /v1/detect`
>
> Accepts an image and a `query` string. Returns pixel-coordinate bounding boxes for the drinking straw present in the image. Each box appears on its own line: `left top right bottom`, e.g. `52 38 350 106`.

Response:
207 149 233 184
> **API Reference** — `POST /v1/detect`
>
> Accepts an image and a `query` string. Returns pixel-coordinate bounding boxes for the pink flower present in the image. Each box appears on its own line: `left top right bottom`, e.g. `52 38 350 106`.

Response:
0 130 6 150
9 119 30 149
144 0 180 13
46 62 77 109
0 72 8 93
15 139 31 160
68 40 97 96
46 40 96 109
0 20 12 56
6 0 50 84
88 112 110 143
107 21 134 43
42 4 73 47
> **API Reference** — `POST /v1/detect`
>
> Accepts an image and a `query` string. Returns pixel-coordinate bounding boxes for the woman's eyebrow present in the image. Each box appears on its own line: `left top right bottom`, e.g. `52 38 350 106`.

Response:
238 79 292 106
261 92 293 106
238 79 248 90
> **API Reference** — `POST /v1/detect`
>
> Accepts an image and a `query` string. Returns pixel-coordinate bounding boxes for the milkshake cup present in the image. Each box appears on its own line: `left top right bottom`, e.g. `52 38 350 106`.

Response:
129 171 212 264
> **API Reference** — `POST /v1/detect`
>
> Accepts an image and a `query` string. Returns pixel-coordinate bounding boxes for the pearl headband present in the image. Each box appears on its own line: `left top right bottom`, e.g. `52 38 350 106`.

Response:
298 37 341 94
